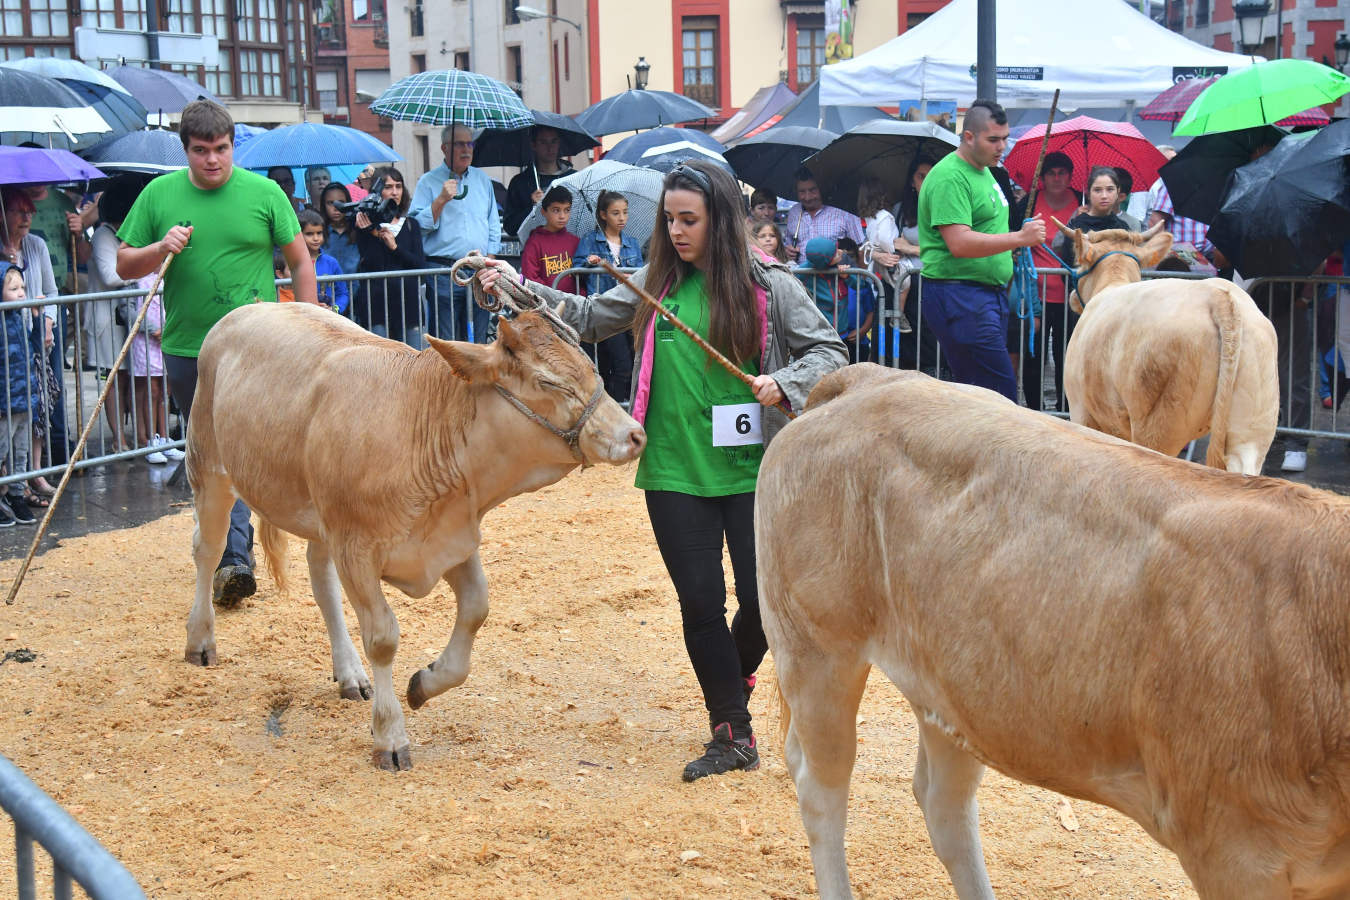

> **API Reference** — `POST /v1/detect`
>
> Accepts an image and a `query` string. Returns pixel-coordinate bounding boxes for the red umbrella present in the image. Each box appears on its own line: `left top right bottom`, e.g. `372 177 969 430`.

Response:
1002 115 1167 194
1142 74 1329 128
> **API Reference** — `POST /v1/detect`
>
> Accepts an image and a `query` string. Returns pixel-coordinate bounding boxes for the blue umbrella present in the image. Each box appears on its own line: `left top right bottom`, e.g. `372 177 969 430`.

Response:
0 58 148 136
233 122 269 149
82 129 187 175
105 65 219 116
0 146 105 185
233 122 400 169
575 90 714 136
605 126 731 174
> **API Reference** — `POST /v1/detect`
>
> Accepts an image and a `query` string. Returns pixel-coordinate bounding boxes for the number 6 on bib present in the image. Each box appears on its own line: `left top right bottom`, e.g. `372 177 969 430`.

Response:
712 402 763 447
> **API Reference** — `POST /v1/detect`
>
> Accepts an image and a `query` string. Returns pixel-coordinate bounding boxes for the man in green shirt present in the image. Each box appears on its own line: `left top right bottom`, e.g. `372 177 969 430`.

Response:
117 99 317 609
918 98 1044 401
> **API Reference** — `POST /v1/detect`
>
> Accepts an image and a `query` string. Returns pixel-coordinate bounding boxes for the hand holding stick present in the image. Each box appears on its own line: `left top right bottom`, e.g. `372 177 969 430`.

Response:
5 254 174 605
597 261 795 419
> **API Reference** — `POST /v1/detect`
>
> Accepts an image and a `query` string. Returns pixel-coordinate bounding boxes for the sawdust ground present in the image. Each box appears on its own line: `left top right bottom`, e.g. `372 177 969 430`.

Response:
0 462 1195 898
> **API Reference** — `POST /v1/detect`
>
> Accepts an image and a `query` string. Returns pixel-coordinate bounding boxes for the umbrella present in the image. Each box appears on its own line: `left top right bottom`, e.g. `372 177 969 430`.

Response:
1141 75 1329 129
605 127 731 174
1158 124 1286 225
1174 59 1350 137
369 69 533 129
515 159 664 249
0 67 112 151
233 122 400 169
234 122 269 149
82 129 188 175
1002 115 1167 194
0 58 149 138
1207 122 1350 277
804 119 959 211
724 126 838 198
472 109 599 169
105 65 220 118
0 146 105 186
574 89 714 137
735 80 886 144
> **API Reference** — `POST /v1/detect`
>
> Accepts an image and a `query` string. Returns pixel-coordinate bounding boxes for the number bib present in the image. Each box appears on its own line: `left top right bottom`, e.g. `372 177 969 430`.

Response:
711 402 763 447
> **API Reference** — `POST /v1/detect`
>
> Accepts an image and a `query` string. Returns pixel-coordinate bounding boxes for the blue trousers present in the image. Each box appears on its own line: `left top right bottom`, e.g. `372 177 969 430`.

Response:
921 279 1018 402
429 273 490 343
163 353 253 569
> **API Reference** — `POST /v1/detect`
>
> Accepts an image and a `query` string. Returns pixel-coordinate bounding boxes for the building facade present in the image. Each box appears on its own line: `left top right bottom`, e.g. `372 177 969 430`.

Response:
1163 0 1350 65
0 0 324 126
314 0 394 139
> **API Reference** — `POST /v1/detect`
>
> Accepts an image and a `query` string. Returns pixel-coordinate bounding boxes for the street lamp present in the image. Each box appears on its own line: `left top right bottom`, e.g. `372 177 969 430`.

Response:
1233 0 1270 54
634 56 650 90
515 4 582 34
1336 33 1350 71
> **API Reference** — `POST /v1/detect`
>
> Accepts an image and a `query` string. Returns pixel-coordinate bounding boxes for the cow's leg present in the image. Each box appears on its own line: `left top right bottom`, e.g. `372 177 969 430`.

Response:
406 552 488 710
778 648 870 900
306 540 370 701
1223 441 1264 476
184 474 235 666
911 717 995 900
339 567 410 771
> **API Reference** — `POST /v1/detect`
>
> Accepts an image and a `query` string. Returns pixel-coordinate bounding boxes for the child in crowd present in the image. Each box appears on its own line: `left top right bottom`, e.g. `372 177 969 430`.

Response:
748 188 778 226
798 237 874 363
298 208 349 313
274 250 295 303
574 189 643 403
118 269 180 466
521 185 580 294
752 221 790 263
1055 166 1134 268
0 265 39 525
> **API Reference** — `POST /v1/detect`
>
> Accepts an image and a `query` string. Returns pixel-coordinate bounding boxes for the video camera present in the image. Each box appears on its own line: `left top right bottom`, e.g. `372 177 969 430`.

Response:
336 176 398 228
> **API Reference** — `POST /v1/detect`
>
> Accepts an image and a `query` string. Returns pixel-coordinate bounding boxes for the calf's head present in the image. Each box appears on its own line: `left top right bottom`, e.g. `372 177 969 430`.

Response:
1052 219 1173 312
428 308 646 466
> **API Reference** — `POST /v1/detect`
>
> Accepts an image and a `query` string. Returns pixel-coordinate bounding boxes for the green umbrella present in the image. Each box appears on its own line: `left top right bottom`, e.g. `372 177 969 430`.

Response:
369 69 533 129
1174 59 1350 136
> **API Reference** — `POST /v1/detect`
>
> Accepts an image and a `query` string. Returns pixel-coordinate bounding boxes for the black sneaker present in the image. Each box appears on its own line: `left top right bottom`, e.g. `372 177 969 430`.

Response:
212 565 257 609
0 496 16 528
682 722 759 782
6 494 35 525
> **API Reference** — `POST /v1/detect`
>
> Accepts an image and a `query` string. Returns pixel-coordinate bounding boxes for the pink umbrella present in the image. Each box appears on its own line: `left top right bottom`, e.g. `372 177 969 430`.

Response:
1141 74 1328 127
1002 115 1167 194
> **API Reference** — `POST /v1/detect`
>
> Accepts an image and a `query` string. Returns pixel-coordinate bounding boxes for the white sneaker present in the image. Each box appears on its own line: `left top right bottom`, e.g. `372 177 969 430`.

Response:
145 434 168 465
160 436 185 461
1281 450 1307 473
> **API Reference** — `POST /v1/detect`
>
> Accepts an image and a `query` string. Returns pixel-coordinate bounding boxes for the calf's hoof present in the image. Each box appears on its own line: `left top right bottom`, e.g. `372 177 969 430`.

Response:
184 645 217 667
372 746 413 771
407 668 429 710
338 678 372 701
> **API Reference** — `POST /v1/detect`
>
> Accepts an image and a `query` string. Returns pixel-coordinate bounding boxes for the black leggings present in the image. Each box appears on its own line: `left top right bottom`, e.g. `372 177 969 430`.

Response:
645 490 766 733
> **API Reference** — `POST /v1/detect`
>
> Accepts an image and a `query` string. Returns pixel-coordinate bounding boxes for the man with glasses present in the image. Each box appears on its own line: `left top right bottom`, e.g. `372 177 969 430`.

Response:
411 124 501 342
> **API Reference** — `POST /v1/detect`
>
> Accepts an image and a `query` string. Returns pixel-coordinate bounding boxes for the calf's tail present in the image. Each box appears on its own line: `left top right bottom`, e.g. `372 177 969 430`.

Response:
1205 285 1243 470
257 519 290 596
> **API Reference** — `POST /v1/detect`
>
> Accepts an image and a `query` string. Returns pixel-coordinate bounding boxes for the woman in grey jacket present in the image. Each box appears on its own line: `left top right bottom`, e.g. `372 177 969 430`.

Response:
478 159 846 782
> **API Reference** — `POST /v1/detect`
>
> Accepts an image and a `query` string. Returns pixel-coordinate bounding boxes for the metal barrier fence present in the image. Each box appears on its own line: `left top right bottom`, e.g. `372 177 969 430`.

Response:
1 752 145 899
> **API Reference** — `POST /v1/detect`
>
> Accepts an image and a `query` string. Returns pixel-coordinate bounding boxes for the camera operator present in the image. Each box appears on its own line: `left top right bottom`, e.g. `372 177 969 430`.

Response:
351 167 427 348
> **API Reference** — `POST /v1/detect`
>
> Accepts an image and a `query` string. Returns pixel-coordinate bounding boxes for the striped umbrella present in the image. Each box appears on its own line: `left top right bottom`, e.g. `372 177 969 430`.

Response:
0 67 112 151
0 58 148 138
369 69 532 129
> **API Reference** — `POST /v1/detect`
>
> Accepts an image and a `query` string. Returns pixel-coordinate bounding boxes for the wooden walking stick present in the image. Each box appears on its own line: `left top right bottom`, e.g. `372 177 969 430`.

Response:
1022 88 1062 221
6 253 174 605
597 261 797 420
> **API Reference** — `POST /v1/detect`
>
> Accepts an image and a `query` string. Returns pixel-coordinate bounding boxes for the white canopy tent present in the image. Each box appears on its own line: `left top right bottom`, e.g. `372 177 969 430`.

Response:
820 0 1256 109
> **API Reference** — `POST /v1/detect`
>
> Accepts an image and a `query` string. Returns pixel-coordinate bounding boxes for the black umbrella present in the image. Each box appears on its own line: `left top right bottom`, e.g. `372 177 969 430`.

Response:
724 126 837 198
574 89 714 137
1159 124 1286 225
0 68 113 150
82 129 188 175
1208 121 1350 277
472 109 599 169
803 119 959 212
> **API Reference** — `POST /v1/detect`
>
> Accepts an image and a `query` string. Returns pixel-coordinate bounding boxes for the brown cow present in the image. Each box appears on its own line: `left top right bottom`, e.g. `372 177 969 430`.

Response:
183 302 645 770
758 363 1350 899
1057 220 1278 475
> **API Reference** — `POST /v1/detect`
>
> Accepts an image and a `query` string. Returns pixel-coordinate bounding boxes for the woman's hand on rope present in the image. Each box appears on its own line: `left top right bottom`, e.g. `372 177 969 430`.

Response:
751 374 784 407
474 258 519 294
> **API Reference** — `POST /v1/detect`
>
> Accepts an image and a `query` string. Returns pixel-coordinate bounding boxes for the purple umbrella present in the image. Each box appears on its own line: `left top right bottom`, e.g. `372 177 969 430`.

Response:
0 145 105 186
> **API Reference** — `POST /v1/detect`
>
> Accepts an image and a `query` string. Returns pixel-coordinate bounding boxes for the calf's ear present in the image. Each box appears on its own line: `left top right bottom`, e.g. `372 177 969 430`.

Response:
1139 228 1174 269
428 335 499 383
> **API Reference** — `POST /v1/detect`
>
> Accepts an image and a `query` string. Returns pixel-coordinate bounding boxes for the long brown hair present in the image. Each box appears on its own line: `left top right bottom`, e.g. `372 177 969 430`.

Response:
635 160 759 366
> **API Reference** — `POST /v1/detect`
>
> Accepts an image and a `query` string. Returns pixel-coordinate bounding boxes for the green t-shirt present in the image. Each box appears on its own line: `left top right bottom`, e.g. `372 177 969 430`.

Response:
635 271 762 497
117 167 299 357
30 188 77 279
918 152 1013 286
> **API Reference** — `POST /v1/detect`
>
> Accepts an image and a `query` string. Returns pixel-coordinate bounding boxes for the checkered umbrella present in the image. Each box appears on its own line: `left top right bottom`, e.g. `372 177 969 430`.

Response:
369 70 533 129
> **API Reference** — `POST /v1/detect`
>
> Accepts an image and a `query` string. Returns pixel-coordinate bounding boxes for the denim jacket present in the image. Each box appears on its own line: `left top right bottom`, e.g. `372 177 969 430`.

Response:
572 229 644 296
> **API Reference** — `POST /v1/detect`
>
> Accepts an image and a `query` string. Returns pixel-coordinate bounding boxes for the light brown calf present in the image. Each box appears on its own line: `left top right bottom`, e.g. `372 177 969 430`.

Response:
1058 221 1278 475
184 303 644 770
758 364 1350 899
